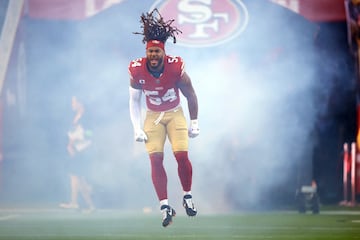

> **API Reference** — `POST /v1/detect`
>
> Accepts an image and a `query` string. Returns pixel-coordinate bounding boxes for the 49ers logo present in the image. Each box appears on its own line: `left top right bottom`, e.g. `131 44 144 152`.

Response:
150 0 249 47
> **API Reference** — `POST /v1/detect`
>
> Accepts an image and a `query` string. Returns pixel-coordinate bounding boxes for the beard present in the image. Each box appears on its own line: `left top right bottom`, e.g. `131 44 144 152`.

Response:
147 57 164 71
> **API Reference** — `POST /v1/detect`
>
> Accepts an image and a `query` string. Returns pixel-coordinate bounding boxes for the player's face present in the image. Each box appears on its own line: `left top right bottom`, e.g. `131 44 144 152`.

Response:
146 47 164 71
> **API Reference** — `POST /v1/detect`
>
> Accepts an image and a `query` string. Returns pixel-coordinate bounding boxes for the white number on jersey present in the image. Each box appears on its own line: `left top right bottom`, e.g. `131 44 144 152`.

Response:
131 58 142 67
167 56 179 64
144 88 177 105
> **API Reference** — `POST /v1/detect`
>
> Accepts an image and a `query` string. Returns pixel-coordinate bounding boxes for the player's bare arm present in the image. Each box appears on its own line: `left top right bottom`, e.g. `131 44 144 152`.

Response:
178 72 198 120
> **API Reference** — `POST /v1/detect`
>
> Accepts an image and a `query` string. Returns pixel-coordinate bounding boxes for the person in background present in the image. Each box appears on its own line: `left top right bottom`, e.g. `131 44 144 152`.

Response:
60 96 95 213
346 0 360 82
128 9 200 227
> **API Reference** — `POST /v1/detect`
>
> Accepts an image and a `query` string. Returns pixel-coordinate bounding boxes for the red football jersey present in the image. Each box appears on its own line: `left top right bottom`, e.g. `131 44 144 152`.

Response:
129 55 185 112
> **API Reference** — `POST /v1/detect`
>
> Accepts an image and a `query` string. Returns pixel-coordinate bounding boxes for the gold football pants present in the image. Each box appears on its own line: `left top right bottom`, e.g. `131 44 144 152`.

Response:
144 107 188 154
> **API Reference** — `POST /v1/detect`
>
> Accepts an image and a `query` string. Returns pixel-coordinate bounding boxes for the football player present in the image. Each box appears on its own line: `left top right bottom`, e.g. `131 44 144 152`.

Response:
128 9 199 227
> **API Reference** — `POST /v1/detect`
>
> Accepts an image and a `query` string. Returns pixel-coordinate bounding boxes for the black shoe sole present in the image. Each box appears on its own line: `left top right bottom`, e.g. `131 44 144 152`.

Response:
162 209 176 227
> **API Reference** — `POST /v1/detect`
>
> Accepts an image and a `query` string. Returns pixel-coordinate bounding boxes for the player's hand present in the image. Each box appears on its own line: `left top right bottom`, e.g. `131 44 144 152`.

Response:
188 119 200 138
134 129 148 142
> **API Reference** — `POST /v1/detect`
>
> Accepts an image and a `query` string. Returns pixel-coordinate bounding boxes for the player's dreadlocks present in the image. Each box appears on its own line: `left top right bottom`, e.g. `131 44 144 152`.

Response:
134 8 182 44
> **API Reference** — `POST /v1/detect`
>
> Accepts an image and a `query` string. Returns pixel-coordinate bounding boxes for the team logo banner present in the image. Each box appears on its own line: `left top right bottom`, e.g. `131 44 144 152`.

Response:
150 0 249 47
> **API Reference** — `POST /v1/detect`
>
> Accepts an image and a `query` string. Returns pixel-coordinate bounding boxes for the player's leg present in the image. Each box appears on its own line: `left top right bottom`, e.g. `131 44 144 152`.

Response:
78 177 95 213
59 174 79 209
174 151 197 217
70 175 80 206
167 109 197 216
148 152 167 201
144 111 175 226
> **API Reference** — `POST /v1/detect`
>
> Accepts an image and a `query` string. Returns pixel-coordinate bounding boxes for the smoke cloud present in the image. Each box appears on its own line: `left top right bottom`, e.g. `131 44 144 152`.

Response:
1 1 350 213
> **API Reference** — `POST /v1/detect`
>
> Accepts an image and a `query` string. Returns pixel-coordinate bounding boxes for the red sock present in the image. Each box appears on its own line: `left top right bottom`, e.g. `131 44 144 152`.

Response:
174 151 193 192
149 152 167 201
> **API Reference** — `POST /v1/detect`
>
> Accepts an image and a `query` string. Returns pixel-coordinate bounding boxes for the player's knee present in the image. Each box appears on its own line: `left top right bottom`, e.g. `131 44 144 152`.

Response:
149 152 164 166
174 151 189 163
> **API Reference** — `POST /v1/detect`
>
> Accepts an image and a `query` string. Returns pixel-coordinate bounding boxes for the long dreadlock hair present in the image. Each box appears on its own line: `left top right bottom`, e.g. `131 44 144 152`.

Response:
133 8 182 44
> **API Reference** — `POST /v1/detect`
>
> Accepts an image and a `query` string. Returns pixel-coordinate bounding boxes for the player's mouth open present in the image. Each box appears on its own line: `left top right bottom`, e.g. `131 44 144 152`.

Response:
150 59 158 65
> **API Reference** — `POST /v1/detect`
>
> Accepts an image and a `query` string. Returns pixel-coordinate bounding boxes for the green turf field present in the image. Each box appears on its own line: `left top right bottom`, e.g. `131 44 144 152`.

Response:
0 209 359 239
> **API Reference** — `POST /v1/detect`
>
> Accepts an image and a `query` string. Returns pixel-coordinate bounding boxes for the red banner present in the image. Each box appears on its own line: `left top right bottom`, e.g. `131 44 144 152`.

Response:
26 0 125 20
26 0 347 22
272 0 346 22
